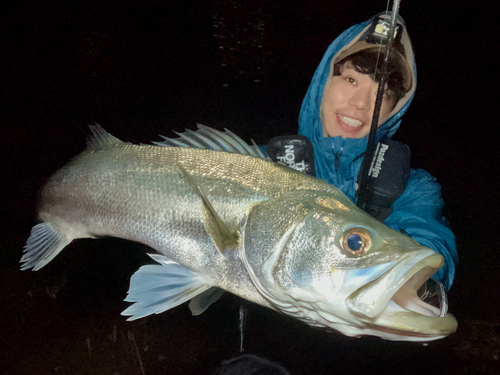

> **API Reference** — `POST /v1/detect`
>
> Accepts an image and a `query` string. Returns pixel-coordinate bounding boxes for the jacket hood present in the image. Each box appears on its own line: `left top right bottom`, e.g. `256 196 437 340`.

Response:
299 12 417 146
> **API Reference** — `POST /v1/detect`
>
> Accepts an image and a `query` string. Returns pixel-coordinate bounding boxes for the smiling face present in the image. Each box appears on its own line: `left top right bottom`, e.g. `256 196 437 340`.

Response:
321 62 398 138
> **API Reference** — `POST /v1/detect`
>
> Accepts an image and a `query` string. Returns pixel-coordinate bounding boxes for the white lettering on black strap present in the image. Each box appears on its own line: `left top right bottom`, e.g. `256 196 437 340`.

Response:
368 143 389 178
276 145 306 172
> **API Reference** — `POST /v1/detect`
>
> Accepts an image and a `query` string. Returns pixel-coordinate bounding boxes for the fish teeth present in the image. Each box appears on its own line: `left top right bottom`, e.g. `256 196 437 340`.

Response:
339 115 362 127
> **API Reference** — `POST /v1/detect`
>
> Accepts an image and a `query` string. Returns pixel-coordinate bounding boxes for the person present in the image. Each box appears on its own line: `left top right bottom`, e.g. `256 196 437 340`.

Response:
298 12 458 289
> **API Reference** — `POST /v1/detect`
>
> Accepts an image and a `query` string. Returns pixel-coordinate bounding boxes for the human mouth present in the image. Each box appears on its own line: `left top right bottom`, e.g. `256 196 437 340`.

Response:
338 114 362 128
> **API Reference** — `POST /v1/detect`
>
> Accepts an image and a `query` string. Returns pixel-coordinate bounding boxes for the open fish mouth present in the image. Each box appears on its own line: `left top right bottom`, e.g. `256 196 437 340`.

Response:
393 267 448 317
416 279 448 316
345 251 458 338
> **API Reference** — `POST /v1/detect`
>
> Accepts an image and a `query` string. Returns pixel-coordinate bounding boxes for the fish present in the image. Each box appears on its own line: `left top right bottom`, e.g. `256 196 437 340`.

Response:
21 124 457 341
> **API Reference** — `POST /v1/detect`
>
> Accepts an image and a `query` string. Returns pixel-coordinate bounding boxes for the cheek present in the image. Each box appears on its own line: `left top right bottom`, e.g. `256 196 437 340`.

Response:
322 87 336 115
324 84 345 109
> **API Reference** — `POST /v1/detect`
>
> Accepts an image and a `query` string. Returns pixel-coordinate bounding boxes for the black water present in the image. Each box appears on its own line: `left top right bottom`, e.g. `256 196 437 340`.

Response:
1 1 498 374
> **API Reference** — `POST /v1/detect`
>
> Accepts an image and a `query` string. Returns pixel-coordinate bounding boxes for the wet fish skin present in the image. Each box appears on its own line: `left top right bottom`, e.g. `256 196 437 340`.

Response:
23 127 342 309
21 126 457 341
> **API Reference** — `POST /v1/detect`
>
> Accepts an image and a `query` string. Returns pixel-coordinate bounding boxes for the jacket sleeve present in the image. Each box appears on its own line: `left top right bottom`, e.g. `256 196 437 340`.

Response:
384 168 458 290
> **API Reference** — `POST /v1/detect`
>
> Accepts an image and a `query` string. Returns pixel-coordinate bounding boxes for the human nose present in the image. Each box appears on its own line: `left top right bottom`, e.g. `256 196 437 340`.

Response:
349 86 372 111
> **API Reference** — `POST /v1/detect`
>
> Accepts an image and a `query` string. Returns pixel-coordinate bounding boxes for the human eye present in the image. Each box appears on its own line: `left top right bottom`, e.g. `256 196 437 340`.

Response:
344 76 356 85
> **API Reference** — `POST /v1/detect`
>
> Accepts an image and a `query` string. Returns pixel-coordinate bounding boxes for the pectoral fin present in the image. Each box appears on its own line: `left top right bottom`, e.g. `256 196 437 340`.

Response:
176 162 239 254
122 254 212 321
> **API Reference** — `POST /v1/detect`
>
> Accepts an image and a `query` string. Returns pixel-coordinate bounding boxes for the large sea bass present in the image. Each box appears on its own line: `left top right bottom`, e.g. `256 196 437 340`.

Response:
21 125 457 341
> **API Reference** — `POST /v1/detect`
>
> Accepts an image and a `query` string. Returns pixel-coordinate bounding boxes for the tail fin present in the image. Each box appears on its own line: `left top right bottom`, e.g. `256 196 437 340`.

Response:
21 223 72 271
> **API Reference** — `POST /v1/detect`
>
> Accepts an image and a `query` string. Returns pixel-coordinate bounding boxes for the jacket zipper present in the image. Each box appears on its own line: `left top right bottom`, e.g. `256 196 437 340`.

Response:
334 152 340 172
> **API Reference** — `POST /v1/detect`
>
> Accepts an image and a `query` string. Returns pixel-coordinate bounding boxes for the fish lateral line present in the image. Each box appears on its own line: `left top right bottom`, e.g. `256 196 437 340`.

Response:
175 161 240 255
19 124 458 341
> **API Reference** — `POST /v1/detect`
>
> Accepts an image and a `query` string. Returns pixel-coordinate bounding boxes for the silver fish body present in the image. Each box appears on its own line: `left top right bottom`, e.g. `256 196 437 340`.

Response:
21 126 457 341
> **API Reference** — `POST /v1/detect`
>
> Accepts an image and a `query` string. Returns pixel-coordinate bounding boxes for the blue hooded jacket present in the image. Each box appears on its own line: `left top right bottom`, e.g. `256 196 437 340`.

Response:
298 14 457 289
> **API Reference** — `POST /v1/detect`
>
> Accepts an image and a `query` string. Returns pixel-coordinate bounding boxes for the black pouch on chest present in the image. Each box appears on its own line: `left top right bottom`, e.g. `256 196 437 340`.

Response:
356 139 411 222
267 135 316 177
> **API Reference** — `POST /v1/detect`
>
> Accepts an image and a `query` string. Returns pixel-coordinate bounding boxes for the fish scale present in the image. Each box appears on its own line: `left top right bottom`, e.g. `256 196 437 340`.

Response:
21 125 457 341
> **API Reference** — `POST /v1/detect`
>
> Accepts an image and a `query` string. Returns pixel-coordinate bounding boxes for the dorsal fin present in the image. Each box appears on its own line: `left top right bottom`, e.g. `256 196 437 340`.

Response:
154 124 266 159
87 124 127 149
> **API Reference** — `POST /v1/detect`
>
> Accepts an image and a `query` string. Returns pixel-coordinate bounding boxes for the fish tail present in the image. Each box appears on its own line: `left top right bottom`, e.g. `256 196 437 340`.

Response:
20 223 72 271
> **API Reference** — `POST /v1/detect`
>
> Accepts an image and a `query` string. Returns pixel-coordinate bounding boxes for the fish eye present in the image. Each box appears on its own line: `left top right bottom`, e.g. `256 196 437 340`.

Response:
340 228 372 256
347 234 362 250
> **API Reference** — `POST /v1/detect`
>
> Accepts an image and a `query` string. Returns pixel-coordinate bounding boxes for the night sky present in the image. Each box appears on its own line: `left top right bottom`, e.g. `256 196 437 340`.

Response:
1 1 498 374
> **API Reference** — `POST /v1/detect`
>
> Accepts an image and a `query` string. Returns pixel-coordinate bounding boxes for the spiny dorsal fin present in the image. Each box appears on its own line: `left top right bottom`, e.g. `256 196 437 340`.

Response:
176 162 240 254
87 124 127 149
154 124 266 159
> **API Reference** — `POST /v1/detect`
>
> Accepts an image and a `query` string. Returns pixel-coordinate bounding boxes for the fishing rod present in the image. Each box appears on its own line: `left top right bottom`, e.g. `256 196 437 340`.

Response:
354 2 449 317
356 0 402 211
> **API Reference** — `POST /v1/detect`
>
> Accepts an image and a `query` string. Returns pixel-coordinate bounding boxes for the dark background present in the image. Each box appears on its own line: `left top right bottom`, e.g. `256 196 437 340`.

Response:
1 0 498 374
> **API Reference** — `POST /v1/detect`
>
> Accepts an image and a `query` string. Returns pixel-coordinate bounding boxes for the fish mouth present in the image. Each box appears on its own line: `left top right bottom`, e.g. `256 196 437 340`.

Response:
345 251 457 339
392 264 447 317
